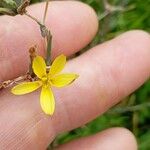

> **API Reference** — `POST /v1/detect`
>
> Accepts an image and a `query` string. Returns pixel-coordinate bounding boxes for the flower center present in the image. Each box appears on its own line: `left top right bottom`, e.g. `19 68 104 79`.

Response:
41 75 51 88
41 76 47 82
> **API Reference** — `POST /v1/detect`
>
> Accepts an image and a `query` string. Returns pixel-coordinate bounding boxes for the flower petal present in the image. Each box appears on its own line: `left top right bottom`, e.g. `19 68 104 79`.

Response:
49 54 66 76
40 86 55 115
11 81 42 95
50 73 79 87
32 56 46 79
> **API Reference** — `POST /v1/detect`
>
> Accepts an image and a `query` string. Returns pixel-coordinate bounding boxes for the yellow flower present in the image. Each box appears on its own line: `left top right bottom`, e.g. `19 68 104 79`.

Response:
11 54 78 115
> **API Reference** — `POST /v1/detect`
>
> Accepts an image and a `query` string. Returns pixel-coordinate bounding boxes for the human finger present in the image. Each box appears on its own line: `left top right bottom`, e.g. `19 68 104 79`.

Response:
56 128 137 150
0 30 149 149
0 1 98 81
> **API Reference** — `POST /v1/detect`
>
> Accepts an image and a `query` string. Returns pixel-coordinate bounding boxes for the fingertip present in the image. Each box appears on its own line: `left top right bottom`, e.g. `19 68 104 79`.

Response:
114 30 150 53
106 127 138 150
56 127 137 150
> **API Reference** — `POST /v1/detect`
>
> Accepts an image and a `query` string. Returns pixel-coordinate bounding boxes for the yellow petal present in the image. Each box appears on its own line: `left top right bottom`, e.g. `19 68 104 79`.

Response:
32 56 46 79
49 54 66 76
11 81 42 95
40 86 55 115
50 73 79 87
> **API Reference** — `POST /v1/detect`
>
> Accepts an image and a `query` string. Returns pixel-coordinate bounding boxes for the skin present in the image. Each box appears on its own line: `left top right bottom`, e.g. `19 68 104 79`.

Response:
0 1 150 149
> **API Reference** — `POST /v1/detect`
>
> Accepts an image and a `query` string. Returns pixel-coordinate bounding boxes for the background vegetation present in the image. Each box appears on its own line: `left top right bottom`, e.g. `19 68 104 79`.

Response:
30 0 150 149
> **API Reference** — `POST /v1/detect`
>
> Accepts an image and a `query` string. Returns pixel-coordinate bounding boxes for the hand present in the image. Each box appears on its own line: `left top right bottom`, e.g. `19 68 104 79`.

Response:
0 1 150 149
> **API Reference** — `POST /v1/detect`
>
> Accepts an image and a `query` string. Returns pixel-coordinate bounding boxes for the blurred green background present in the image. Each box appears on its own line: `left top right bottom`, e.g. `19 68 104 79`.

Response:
32 0 150 150
1 0 150 149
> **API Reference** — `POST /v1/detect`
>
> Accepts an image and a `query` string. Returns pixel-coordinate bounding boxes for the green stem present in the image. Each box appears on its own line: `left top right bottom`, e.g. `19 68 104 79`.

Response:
46 31 52 66
43 0 52 66
24 2 52 67
132 112 139 136
108 102 150 114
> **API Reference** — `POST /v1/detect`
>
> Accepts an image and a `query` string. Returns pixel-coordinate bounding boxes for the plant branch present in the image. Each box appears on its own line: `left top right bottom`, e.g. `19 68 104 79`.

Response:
0 75 30 90
25 12 43 26
43 0 49 24
99 0 135 21
108 102 150 114
46 31 52 66
25 1 52 67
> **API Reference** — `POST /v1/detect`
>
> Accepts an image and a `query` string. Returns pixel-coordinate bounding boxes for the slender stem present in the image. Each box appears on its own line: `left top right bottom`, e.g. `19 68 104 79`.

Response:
98 11 109 21
43 0 50 24
43 0 51 66
25 1 52 66
0 75 29 90
42 0 52 66
25 12 43 26
108 102 150 114
25 12 49 38
132 112 139 136
46 31 52 66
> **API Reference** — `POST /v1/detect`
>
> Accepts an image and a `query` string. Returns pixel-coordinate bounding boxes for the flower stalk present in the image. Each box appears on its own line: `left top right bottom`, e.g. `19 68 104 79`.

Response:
46 31 52 66
43 0 50 24
24 0 52 67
